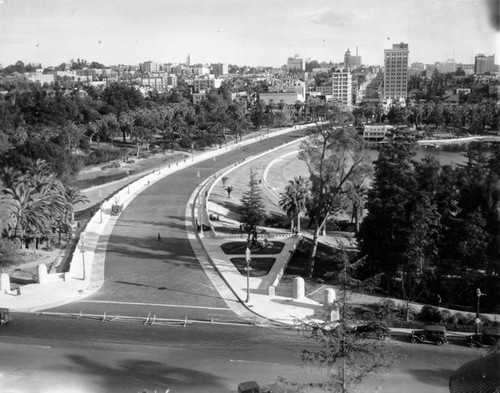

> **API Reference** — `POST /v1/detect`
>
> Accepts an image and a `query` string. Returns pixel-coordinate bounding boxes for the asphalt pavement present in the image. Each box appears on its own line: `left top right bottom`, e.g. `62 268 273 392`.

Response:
0 125 321 327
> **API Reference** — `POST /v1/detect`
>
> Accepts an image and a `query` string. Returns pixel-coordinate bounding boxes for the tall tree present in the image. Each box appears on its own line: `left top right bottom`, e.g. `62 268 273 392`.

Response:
300 250 393 393
279 176 310 233
299 110 372 277
240 169 267 245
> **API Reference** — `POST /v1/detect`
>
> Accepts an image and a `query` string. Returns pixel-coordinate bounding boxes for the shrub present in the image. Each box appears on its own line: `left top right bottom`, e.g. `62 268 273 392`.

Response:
85 149 122 165
111 204 123 216
0 238 21 269
418 305 442 323
101 161 120 171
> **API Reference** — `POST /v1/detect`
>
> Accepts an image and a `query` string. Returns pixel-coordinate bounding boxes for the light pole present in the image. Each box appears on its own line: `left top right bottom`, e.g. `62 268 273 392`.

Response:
245 246 251 303
475 288 482 334
126 170 130 193
98 189 103 223
197 170 203 236
212 156 216 177
79 232 86 280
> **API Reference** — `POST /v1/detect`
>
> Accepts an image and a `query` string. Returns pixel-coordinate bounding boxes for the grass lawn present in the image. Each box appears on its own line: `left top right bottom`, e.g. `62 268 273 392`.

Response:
229 257 276 277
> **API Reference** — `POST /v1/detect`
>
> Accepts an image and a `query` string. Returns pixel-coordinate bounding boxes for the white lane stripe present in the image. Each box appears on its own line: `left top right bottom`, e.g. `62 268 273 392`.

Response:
230 359 281 365
77 299 230 310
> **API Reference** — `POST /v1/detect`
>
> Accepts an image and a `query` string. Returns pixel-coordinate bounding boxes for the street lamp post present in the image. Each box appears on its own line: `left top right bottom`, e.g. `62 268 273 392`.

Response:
98 190 103 223
196 171 203 236
475 288 482 334
245 246 251 303
79 232 86 280
126 170 130 193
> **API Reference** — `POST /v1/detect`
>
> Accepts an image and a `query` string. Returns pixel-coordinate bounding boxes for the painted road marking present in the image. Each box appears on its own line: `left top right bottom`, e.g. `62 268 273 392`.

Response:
230 359 281 365
77 299 230 310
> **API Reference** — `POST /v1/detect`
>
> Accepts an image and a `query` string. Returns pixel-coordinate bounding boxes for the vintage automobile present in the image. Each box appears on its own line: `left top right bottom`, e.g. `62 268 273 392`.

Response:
0 308 10 325
410 325 448 345
468 327 500 348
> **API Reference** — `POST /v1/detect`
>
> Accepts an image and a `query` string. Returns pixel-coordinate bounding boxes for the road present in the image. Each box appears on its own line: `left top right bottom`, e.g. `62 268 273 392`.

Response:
0 313 326 393
51 129 308 321
0 314 484 393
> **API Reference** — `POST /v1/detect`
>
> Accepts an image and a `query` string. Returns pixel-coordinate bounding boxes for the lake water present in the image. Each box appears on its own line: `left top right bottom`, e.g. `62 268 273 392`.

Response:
368 141 498 167
267 141 496 194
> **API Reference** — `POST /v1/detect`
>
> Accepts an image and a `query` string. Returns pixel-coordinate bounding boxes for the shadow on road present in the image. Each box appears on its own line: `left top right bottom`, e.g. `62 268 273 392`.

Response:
406 368 452 389
60 354 226 393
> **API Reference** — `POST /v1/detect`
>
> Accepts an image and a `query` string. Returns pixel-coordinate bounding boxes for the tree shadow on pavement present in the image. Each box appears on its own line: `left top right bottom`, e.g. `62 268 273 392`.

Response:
113 280 230 301
58 354 226 393
406 368 452 389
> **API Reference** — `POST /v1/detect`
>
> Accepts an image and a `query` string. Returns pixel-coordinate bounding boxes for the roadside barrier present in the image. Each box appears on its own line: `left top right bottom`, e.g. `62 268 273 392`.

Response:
39 311 284 328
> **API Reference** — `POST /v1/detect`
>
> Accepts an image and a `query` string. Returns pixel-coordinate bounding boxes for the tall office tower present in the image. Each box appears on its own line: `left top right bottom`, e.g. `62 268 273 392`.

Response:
140 61 159 73
474 54 495 74
316 71 352 106
437 59 457 74
344 47 361 69
383 42 409 103
212 63 229 76
186 54 191 67
287 54 304 71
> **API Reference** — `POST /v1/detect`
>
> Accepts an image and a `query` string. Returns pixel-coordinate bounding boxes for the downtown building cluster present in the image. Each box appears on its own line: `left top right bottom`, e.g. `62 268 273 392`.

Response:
1 45 497 113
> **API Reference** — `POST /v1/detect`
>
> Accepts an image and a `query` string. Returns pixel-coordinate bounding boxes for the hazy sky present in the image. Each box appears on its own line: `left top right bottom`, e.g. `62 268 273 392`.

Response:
0 0 497 68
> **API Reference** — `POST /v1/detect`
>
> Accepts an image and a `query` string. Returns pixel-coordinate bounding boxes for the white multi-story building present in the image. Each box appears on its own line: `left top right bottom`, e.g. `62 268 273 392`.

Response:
474 54 495 74
192 76 223 92
26 73 55 84
383 42 409 103
317 71 352 106
436 59 457 74
141 61 160 73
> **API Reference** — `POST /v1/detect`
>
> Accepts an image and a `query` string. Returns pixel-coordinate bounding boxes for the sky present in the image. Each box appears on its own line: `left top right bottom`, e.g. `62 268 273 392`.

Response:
0 0 498 68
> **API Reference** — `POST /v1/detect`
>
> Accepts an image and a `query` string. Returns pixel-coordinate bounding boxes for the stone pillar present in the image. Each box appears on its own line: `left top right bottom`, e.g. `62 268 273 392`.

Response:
293 277 305 299
37 264 48 284
0 273 10 293
324 288 336 306
268 286 276 296
324 288 340 322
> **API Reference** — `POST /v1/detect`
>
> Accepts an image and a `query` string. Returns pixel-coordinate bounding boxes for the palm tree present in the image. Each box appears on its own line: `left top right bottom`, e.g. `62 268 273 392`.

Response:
64 186 89 224
279 176 310 233
2 161 66 247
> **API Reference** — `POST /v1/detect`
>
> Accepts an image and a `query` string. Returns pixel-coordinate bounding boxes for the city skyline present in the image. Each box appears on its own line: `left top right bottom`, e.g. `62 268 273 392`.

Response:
0 0 498 68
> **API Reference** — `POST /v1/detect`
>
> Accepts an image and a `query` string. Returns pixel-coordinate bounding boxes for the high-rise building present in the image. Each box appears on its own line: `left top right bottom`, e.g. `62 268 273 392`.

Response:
344 48 362 69
474 54 495 74
383 42 409 103
287 55 304 71
436 59 457 74
140 61 159 73
186 54 191 67
212 63 229 76
316 71 352 106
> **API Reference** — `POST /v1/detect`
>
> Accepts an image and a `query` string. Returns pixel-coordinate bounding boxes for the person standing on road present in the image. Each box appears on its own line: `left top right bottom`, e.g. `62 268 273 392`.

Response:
157 233 161 242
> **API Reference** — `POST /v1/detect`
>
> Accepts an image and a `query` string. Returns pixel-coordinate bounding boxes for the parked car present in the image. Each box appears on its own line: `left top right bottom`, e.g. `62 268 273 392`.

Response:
0 308 10 325
411 325 447 345
468 327 500 348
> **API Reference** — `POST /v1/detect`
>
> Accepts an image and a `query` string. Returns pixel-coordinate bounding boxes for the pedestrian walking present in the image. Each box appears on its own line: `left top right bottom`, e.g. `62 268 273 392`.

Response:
157 233 161 242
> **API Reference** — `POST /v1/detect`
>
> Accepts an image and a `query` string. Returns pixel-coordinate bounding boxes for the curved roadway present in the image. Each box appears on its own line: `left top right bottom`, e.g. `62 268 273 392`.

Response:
51 130 308 322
